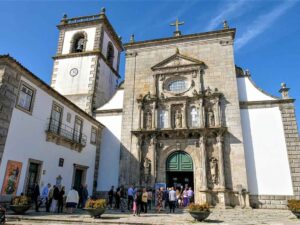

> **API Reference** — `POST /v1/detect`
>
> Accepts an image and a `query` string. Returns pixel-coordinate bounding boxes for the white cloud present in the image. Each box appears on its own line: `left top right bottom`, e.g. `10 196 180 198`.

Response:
235 1 297 50
206 0 248 31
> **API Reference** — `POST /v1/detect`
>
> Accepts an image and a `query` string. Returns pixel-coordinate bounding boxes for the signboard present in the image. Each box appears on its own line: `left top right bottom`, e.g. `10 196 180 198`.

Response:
1 160 22 195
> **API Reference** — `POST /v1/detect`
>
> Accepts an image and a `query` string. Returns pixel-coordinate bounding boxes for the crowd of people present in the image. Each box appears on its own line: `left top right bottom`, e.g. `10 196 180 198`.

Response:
31 183 89 214
107 184 194 215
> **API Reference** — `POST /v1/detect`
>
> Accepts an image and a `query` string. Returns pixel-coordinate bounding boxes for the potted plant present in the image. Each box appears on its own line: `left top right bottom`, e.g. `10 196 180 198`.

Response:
288 200 300 219
9 196 31 214
84 199 106 218
188 203 211 222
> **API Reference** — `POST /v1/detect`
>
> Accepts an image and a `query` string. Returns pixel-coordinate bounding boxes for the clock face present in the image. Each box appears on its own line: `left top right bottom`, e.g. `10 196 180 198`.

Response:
69 68 79 77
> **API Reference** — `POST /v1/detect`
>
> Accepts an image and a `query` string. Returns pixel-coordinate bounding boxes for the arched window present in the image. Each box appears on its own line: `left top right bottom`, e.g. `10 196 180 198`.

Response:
159 109 169 128
106 42 114 66
70 32 87 53
190 107 200 127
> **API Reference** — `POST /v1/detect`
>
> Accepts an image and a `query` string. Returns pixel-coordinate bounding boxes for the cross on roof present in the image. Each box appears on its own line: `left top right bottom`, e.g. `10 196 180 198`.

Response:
170 18 184 36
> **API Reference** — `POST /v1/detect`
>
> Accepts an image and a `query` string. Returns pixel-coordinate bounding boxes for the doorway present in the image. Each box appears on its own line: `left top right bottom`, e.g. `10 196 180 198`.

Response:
166 151 194 189
25 161 41 197
72 164 87 191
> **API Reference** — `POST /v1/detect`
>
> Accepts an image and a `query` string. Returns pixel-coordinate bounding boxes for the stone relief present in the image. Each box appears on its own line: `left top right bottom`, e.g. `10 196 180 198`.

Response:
209 157 218 185
175 110 182 128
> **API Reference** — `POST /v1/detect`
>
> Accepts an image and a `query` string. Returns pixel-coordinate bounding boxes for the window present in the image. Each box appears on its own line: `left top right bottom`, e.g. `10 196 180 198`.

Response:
159 110 169 128
16 81 35 113
106 42 114 66
190 107 200 127
71 32 86 53
90 127 97 144
74 117 83 143
66 113 71 123
50 103 63 134
168 79 187 93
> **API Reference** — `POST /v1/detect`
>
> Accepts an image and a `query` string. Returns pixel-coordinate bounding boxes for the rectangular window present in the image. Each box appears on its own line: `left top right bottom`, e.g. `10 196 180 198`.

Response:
90 127 97 144
50 103 63 134
16 82 35 113
74 117 83 143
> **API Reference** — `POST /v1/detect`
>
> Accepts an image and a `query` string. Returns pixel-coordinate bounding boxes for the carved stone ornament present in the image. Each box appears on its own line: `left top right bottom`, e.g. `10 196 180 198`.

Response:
175 110 182 128
146 111 152 129
209 157 218 185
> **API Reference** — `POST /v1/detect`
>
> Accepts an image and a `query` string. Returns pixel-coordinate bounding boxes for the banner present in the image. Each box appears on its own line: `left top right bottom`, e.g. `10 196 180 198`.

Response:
1 160 22 195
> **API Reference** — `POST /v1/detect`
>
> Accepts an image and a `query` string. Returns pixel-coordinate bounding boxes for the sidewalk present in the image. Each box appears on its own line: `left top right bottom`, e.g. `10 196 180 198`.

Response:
5 208 300 225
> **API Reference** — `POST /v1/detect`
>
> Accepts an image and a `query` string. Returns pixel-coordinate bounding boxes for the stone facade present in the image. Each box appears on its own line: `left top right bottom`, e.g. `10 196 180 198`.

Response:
120 29 249 208
0 60 21 167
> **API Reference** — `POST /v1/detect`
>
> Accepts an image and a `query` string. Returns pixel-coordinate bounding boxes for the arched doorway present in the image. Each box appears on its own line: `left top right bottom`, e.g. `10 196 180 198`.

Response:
166 151 194 189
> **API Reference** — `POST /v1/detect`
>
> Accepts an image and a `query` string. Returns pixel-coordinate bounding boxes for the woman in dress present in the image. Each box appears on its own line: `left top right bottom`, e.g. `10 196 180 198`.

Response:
156 187 163 213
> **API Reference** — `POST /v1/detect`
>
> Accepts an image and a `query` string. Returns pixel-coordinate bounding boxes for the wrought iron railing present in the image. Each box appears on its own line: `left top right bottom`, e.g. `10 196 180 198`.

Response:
47 118 87 146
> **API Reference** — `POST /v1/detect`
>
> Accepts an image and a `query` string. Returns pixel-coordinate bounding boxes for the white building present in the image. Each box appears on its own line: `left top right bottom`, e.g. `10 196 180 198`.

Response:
0 55 103 197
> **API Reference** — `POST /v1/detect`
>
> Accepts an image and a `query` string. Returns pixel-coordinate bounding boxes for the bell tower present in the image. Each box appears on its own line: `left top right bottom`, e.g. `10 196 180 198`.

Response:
51 8 123 114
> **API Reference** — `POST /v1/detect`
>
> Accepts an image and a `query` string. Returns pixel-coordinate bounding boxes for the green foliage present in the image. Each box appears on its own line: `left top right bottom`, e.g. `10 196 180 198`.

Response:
288 200 300 212
188 203 210 212
12 196 31 206
85 199 106 209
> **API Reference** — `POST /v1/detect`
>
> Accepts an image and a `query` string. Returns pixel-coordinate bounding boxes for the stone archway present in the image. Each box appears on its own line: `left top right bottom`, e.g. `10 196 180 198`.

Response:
166 151 194 189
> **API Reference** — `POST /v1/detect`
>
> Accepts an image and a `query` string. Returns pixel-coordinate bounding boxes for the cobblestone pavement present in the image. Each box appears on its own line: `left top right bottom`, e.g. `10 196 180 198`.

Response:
5 208 300 225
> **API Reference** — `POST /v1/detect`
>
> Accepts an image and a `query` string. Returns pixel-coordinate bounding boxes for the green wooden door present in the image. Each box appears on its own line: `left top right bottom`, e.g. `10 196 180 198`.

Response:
166 151 193 172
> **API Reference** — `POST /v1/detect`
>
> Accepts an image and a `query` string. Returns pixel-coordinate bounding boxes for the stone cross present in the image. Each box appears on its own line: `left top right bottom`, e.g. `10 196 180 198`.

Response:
170 18 184 36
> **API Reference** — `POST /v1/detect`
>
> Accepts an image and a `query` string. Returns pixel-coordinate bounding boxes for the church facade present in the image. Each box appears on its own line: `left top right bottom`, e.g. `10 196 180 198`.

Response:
0 9 299 209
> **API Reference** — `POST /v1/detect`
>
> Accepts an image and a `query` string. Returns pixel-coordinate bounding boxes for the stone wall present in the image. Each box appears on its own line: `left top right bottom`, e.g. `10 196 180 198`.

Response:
0 63 21 167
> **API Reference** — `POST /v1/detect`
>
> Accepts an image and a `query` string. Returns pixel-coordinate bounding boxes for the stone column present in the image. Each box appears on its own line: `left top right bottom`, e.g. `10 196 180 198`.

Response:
214 97 221 127
199 99 204 128
200 135 207 190
183 103 187 128
152 103 156 129
138 103 142 130
217 133 225 189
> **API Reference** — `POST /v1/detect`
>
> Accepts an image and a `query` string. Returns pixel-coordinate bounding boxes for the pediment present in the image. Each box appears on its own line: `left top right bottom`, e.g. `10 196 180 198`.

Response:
151 50 205 71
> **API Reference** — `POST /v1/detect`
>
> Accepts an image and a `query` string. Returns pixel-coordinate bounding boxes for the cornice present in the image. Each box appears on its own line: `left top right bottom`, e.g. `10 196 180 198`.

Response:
240 99 295 109
124 28 236 49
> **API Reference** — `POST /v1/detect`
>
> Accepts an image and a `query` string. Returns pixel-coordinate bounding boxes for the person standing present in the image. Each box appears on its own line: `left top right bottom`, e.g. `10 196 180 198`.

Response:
168 187 176 213
33 183 40 212
82 184 88 209
108 186 114 209
77 184 83 208
57 186 65 213
46 185 54 212
187 187 194 205
115 187 120 209
141 188 148 213
127 184 134 211
119 185 126 212
183 187 188 207
136 189 142 216
66 186 79 214
156 187 163 213
51 185 59 212
147 189 152 211
41 183 51 210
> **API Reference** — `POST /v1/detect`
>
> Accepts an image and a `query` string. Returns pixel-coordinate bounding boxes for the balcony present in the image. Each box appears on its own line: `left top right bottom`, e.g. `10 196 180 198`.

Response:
46 118 87 152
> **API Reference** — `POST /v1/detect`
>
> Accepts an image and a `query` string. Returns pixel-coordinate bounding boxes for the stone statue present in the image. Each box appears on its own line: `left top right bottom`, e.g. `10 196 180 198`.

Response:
208 109 215 127
175 110 182 128
146 111 152 129
143 158 151 184
210 158 218 184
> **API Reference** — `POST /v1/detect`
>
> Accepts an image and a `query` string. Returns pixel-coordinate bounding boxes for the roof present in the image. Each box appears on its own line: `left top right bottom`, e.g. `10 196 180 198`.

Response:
124 28 236 49
0 54 104 128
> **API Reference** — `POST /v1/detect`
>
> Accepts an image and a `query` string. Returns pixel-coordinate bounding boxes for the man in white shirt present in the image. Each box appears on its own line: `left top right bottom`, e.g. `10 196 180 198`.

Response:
168 187 176 213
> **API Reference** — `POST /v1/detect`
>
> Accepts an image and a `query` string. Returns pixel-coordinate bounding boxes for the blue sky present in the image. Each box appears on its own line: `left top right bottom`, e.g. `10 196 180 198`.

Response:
0 0 299 124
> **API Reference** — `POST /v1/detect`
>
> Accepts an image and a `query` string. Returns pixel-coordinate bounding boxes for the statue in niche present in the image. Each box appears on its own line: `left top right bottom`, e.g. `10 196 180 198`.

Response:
145 111 152 129
209 157 218 184
207 108 215 127
143 158 151 184
76 38 85 52
175 110 182 128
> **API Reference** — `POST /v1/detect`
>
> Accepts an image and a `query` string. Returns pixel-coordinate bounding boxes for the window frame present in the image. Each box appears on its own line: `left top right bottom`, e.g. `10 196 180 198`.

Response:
90 126 98 145
73 116 83 143
15 80 36 115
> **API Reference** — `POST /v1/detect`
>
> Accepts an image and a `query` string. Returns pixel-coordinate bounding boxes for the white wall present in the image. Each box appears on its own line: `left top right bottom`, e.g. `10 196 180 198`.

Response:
0 76 98 195
95 89 123 191
237 77 276 101
62 27 96 54
240 107 293 195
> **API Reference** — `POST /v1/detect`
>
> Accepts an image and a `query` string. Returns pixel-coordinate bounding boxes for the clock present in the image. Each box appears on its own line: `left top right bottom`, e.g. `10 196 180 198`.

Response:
69 68 79 77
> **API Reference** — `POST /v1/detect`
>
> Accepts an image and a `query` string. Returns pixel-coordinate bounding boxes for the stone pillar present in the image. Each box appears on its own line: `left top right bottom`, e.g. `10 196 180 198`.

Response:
199 99 204 128
152 103 156 129
214 97 221 127
200 135 207 189
183 103 187 128
217 134 225 189
138 103 142 130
